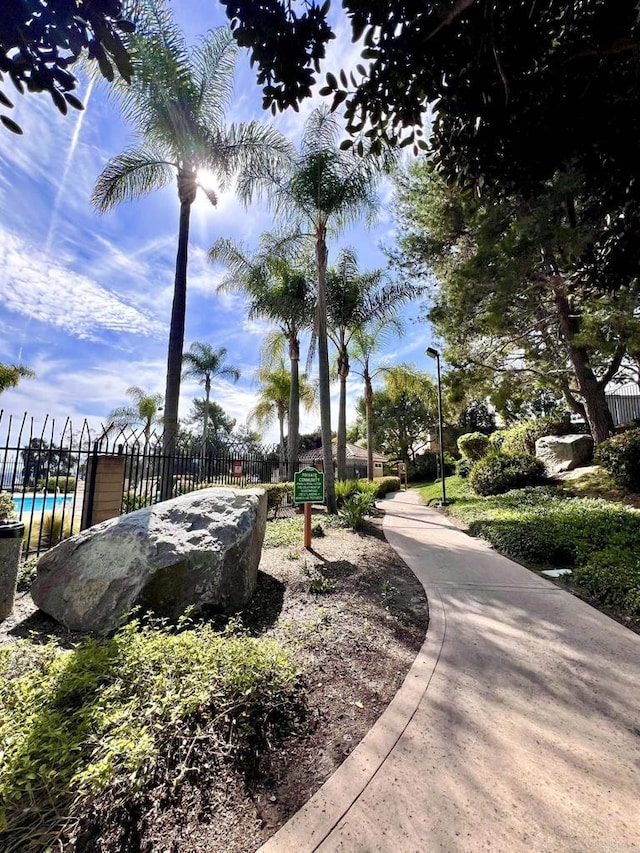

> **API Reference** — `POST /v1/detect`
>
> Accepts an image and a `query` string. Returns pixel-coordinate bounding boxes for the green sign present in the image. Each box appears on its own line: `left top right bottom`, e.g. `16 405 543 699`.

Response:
294 467 324 503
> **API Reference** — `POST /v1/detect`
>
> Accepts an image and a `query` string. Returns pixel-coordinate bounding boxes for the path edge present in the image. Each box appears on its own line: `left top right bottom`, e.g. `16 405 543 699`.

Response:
258 492 444 853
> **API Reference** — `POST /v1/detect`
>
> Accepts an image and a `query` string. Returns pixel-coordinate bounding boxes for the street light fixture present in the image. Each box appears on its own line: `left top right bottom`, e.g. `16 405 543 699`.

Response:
426 346 446 506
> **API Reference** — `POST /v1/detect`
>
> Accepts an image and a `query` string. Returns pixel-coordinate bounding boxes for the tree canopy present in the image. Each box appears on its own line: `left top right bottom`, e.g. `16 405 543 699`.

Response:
222 0 640 276
393 159 639 441
0 0 134 134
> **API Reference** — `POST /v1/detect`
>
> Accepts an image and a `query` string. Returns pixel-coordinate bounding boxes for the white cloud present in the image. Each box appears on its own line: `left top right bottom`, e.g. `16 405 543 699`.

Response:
0 229 166 341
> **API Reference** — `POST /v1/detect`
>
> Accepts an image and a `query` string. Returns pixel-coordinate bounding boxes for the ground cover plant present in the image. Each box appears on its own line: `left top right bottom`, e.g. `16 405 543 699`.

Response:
1 511 428 852
0 619 303 853
417 476 640 624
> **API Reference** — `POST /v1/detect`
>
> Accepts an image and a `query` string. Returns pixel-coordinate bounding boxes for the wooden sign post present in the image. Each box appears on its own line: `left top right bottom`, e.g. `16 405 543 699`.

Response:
294 467 325 548
397 461 408 490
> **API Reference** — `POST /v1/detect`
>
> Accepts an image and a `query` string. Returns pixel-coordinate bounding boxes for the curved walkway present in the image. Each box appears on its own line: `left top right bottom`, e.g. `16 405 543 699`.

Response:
260 490 640 852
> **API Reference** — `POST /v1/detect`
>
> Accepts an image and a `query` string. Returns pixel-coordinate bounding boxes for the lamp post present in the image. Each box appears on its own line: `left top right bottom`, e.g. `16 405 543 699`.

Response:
426 346 446 506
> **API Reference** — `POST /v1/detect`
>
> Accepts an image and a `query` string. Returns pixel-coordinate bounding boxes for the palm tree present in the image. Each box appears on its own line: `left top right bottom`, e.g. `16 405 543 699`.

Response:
350 321 400 481
249 361 316 479
182 342 240 447
211 233 315 480
92 4 292 498
327 248 416 480
107 385 163 446
237 106 394 511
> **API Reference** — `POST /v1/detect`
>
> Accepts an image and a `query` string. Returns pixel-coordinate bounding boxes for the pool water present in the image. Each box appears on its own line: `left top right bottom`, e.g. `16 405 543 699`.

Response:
12 495 74 515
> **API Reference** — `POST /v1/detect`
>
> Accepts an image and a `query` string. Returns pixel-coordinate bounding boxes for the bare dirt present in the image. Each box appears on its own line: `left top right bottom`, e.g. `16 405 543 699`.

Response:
0 512 429 852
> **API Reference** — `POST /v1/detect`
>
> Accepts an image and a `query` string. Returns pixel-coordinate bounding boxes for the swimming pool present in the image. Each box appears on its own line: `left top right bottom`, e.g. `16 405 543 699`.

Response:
12 495 74 515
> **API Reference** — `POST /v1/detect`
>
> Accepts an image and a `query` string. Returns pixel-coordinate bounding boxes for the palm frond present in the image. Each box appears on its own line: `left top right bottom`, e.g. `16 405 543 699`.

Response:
192 28 237 129
261 330 287 367
204 121 294 193
92 147 174 211
121 1 195 126
301 105 341 157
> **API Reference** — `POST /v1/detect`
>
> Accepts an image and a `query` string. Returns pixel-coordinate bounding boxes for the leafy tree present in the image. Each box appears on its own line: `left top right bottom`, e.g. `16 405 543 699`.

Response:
92 4 292 498
211 232 315 480
0 0 134 134
239 105 393 511
182 342 240 448
185 398 236 443
354 365 437 463
224 1 640 291
0 363 34 395
455 401 495 436
393 161 638 443
249 361 316 479
327 248 415 480
107 386 163 445
21 438 75 486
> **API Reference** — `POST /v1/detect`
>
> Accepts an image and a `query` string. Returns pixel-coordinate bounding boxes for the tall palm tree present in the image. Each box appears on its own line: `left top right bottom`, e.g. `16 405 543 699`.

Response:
249 361 316 479
327 248 416 480
107 385 163 446
350 321 400 481
237 106 394 511
182 342 240 447
92 3 292 498
211 232 315 480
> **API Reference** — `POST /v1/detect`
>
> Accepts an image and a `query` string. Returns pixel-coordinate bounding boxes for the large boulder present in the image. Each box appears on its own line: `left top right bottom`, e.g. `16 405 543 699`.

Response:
535 434 594 476
31 488 266 634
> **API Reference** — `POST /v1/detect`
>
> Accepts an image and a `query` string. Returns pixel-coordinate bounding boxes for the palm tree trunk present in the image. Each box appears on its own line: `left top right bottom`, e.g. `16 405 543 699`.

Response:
278 409 286 480
161 194 192 500
287 335 300 482
365 371 374 482
336 334 348 481
203 376 211 448
316 228 337 513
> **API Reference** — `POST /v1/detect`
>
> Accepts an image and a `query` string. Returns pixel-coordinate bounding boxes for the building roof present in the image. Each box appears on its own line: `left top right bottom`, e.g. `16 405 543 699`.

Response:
299 442 388 463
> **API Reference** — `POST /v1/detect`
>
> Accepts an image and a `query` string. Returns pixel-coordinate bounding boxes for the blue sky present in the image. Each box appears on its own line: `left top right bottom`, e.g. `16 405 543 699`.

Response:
0 1 431 443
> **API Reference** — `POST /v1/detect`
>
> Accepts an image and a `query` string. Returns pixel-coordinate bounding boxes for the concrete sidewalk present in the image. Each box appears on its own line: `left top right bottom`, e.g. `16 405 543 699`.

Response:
260 489 640 853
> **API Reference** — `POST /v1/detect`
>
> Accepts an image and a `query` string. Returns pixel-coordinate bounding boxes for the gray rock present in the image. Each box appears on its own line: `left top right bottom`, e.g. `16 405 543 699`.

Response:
31 488 266 633
535 434 594 476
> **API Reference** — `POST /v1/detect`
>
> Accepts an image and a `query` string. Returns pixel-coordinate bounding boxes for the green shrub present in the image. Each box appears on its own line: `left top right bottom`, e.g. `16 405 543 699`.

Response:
468 453 546 496
456 457 473 479
0 620 303 852
356 480 379 501
457 432 490 461
17 557 39 592
500 414 573 456
488 431 505 451
572 547 640 616
408 452 437 482
338 491 375 530
263 482 294 518
0 492 16 521
36 476 76 493
122 490 153 514
595 429 640 491
335 479 360 507
368 476 401 496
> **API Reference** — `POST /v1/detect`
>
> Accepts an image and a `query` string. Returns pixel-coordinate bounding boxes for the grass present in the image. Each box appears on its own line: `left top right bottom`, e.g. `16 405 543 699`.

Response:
413 475 472 506
417 475 640 623
0 617 303 853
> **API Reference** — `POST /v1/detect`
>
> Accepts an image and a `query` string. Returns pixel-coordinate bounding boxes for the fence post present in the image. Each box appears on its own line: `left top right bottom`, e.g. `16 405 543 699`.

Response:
81 453 126 528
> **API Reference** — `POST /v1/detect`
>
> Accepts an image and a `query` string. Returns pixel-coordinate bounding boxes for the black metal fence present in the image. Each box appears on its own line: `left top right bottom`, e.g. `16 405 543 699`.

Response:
0 411 286 558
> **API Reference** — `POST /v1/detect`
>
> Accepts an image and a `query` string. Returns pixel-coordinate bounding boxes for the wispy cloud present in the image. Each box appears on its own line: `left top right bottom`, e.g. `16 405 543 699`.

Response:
0 229 165 341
